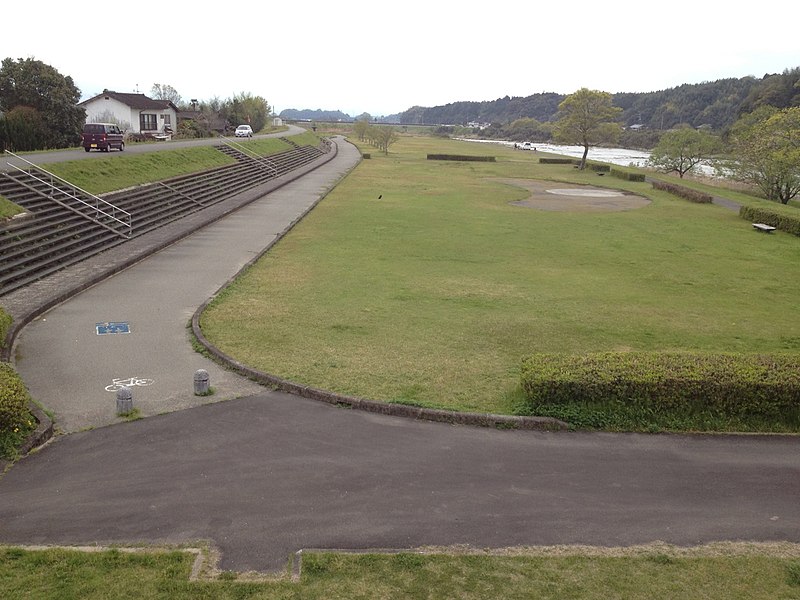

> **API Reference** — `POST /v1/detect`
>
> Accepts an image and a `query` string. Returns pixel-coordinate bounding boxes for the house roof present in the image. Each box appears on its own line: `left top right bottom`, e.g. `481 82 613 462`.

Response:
79 90 178 111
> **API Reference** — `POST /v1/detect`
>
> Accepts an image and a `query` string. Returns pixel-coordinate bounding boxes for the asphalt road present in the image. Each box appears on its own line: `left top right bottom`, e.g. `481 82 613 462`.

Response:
0 125 308 171
1 393 798 572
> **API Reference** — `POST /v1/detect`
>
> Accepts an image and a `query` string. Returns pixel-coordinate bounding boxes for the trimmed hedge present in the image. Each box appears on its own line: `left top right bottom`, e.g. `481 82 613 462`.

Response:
427 154 495 162
0 307 10 349
610 168 646 182
739 205 800 236
0 361 31 431
539 158 574 164
520 352 800 423
651 180 713 203
538 158 610 172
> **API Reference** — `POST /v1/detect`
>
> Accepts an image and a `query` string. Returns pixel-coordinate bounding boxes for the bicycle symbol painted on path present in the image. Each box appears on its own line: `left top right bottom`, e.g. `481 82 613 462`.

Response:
105 377 155 392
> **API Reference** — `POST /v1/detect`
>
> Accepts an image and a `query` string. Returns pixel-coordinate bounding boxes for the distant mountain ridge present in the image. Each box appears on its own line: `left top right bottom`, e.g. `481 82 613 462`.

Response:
279 108 353 122
280 67 799 131
278 108 403 123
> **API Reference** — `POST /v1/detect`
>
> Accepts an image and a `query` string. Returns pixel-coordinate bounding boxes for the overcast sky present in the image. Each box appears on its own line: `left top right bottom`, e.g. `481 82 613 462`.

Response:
3 0 798 117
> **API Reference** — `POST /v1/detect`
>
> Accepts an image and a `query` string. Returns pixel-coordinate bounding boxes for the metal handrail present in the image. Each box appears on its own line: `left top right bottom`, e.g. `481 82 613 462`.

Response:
218 136 280 176
4 151 132 239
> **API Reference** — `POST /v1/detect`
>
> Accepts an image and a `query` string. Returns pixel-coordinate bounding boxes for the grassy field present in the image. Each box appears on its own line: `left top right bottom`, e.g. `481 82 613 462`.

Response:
2 545 799 599
200 135 800 416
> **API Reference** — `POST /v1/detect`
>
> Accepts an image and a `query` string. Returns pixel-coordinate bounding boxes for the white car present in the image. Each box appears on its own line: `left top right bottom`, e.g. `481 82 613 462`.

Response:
235 125 253 137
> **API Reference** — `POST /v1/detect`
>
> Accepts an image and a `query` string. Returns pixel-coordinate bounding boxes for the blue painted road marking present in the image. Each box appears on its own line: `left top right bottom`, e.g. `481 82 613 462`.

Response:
96 322 130 335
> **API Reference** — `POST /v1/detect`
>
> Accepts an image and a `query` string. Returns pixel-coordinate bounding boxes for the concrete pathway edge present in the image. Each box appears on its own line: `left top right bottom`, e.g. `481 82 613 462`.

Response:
189 192 569 432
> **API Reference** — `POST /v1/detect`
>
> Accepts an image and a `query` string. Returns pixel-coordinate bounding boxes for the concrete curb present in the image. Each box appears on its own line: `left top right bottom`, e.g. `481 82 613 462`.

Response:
189 147 568 433
191 323 567 432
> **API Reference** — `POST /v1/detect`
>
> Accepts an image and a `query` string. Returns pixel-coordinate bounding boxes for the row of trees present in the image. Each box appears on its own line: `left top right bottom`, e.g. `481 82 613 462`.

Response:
176 91 272 138
646 107 799 204
546 88 800 205
148 83 272 137
353 118 399 154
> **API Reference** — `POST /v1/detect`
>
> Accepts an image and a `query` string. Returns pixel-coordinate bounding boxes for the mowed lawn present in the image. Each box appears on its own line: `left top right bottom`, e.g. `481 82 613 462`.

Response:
200 135 800 415
2 545 800 599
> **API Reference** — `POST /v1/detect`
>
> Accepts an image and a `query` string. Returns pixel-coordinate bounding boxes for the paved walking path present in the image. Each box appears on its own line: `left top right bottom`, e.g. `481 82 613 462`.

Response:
1 394 798 573
7 135 360 433
1 139 797 575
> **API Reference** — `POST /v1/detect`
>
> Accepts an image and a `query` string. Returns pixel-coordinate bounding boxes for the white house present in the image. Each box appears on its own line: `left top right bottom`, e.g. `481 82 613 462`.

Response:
79 90 178 135
272 117 283 127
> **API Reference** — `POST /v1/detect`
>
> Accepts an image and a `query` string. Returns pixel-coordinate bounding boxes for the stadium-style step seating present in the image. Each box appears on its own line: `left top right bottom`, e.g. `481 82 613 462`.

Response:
0 142 326 296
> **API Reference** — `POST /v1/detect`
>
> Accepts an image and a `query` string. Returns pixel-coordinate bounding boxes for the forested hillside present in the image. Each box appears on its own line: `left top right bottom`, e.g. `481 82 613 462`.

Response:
279 108 352 122
398 68 800 132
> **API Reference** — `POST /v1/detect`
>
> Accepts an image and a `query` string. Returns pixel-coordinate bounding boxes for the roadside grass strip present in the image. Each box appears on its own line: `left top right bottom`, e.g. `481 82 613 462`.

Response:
2 542 799 599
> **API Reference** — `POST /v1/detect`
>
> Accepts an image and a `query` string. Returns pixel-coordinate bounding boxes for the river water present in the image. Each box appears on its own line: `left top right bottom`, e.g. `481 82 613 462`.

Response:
457 138 651 167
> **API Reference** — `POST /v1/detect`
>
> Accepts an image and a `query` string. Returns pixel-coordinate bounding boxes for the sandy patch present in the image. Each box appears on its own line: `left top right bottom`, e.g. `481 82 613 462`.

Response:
494 178 651 212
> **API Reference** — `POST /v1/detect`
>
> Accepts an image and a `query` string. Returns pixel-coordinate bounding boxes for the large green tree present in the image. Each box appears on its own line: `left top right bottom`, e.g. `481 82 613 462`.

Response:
223 92 271 133
553 88 622 169
0 57 85 149
373 126 399 154
353 117 370 141
648 127 720 178
150 83 182 106
726 106 800 204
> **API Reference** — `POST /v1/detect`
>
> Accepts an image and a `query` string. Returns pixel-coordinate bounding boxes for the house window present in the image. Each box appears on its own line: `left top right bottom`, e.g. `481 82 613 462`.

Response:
163 114 171 125
140 114 158 130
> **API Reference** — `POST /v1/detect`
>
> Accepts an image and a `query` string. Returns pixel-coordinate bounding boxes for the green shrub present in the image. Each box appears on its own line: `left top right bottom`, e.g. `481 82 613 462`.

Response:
427 154 496 162
0 362 31 431
520 352 800 426
538 158 574 164
0 306 10 348
739 205 800 236
537 158 609 172
610 168 646 182
651 180 713 203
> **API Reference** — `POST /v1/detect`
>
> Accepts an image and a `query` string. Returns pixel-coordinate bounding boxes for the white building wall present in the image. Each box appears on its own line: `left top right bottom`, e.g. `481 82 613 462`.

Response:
83 97 138 133
82 96 177 134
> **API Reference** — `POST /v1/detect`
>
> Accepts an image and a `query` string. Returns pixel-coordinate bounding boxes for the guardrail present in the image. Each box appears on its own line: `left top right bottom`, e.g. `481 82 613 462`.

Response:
217 136 280 176
4 150 132 239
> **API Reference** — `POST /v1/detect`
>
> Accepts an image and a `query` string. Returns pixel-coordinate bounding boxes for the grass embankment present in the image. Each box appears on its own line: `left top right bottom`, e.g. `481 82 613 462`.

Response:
0 131 319 456
45 137 300 195
1 545 799 599
200 135 800 420
0 195 23 219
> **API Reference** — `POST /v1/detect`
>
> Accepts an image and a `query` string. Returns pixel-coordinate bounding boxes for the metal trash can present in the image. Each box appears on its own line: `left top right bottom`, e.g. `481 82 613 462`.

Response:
116 386 133 414
194 369 210 395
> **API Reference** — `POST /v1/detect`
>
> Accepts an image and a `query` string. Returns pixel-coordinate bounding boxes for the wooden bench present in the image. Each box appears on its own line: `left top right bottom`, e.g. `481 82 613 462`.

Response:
752 223 776 233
